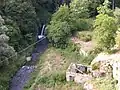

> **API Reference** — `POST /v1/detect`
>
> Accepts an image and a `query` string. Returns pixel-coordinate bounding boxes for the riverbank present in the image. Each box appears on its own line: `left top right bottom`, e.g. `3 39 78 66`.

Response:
23 46 95 90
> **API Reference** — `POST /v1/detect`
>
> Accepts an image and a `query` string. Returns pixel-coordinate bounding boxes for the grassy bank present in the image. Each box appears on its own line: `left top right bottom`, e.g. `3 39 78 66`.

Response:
24 46 95 90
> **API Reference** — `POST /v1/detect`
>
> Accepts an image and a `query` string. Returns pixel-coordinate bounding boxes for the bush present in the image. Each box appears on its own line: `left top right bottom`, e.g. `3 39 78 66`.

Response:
76 31 92 42
74 19 93 31
93 14 117 50
37 72 66 87
51 72 66 83
47 21 71 48
70 0 90 19
89 47 103 54
52 5 70 22
90 77 116 90
92 62 100 70
66 41 80 52
114 8 120 26
78 53 96 65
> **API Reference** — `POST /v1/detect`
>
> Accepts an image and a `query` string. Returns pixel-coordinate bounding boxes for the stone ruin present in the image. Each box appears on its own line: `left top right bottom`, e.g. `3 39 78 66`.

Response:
91 53 120 90
66 63 92 84
66 52 120 90
66 62 115 90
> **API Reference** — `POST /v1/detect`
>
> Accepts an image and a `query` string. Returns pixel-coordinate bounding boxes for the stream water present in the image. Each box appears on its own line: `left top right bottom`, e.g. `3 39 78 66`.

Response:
9 25 48 90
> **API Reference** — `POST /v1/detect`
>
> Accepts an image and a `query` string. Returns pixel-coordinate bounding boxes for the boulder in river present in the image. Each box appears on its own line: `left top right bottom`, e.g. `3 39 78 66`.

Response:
26 57 31 62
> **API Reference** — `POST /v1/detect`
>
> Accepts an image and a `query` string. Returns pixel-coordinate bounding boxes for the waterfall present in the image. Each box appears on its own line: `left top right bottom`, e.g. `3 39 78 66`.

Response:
41 24 45 35
38 24 46 39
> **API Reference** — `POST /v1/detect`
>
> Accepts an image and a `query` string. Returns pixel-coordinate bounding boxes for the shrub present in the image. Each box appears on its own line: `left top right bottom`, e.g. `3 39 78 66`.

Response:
114 8 120 26
93 14 117 50
92 62 100 70
51 72 66 83
52 5 70 22
78 53 96 65
97 0 113 16
47 21 71 48
37 72 66 87
89 47 103 54
90 77 116 90
70 0 90 19
66 41 80 52
74 19 93 31
76 31 92 42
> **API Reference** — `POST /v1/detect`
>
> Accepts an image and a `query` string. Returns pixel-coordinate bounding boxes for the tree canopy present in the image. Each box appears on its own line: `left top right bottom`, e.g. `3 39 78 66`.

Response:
0 16 16 67
93 14 117 50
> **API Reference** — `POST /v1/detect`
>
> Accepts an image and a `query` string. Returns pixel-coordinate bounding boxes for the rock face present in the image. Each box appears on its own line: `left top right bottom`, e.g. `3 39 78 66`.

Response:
91 53 120 90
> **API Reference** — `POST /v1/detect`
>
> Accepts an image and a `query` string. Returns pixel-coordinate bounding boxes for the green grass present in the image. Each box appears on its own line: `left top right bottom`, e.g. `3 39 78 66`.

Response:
24 46 96 90
88 77 116 90
76 31 93 42
24 46 117 90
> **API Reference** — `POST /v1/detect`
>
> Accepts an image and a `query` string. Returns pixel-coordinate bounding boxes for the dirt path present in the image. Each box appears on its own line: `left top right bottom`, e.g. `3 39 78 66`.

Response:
9 38 48 90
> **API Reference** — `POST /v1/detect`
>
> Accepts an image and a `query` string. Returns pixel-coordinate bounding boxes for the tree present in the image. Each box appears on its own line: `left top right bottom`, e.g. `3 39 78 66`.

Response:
47 21 71 48
114 7 120 26
52 5 70 22
97 0 113 16
0 16 16 67
93 14 117 50
70 0 90 19
116 0 120 8
87 0 104 16
4 0 37 45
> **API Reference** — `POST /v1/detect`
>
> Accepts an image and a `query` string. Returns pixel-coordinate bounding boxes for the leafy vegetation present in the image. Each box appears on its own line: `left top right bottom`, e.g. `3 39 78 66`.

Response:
0 16 16 67
0 0 120 90
24 46 95 90
47 21 71 48
0 0 58 90
93 14 117 50
76 31 92 42
89 77 116 90
115 31 120 48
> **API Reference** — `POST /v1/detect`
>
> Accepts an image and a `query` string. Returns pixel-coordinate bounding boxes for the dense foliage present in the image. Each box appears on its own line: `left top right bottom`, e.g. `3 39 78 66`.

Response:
97 0 113 16
114 8 120 26
0 16 16 67
0 0 59 90
47 21 71 48
47 0 96 48
0 0 120 90
93 14 117 50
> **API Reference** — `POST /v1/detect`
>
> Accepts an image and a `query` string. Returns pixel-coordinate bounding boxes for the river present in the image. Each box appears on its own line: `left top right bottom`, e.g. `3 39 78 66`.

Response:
9 25 48 90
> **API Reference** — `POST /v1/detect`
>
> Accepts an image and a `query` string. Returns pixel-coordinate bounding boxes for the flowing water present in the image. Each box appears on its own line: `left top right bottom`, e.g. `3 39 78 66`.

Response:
9 25 48 90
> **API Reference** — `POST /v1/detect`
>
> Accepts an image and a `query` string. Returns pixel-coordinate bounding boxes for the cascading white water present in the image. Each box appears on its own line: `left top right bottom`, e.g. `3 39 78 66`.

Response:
38 24 46 39
41 25 45 35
